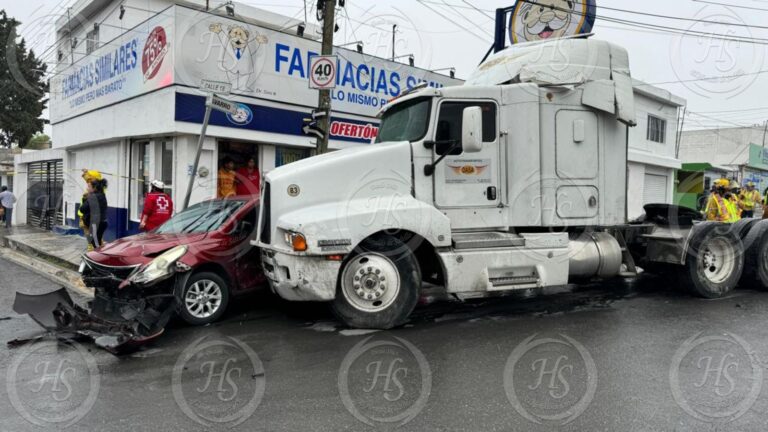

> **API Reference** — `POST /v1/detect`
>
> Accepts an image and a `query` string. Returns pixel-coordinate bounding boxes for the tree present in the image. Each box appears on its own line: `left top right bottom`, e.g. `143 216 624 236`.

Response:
0 9 48 148
27 133 51 149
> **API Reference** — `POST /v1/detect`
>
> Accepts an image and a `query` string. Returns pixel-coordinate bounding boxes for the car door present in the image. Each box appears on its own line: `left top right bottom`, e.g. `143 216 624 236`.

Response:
233 205 265 291
432 100 505 230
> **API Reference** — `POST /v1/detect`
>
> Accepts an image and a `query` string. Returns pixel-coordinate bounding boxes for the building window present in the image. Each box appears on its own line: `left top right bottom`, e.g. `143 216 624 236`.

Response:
134 141 150 219
647 115 666 143
160 140 173 198
275 147 311 167
86 25 99 55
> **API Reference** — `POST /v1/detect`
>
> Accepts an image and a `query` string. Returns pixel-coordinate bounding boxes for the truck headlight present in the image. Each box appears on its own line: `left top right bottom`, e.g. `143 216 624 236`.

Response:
284 231 308 252
129 245 188 285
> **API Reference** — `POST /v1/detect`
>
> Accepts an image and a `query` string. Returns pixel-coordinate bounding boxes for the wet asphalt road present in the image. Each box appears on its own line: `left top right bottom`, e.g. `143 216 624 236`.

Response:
2 256 768 431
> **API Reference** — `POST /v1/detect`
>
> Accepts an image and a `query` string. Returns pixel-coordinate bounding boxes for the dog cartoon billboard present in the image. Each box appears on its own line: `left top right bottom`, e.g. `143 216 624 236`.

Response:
509 0 596 44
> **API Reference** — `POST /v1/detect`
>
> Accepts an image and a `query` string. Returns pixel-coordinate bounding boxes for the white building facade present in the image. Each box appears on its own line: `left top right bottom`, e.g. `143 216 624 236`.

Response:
625 82 685 220
679 126 768 193
13 0 460 238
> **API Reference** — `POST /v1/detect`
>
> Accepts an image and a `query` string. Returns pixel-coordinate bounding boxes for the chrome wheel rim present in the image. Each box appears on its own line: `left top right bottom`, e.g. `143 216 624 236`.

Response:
185 279 223 319
701 237 736 284
341 253 400 313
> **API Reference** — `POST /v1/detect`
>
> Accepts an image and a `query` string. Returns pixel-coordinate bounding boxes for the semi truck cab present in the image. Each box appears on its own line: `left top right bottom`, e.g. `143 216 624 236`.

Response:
256 38 761 329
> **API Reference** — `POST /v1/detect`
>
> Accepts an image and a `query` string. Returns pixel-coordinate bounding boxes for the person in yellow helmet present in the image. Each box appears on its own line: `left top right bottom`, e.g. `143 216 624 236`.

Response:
739 181 762 218
79 169 103 251
705 178 737 223
726 181 743 221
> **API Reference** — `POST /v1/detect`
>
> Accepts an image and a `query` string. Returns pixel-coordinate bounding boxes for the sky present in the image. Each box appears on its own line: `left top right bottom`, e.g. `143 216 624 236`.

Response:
5 0 768 132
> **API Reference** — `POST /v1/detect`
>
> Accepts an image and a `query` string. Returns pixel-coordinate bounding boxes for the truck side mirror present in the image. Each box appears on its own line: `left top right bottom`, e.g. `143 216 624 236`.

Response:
462 107 483 153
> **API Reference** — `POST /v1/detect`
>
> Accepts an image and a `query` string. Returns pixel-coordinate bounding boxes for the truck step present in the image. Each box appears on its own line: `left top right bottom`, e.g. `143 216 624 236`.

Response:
489 275 539 287
452 232 526 250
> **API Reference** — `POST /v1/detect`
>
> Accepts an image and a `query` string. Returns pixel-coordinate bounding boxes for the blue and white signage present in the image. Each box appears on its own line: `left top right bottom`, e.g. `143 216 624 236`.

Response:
226 103 253 125
174 6 460 118
509 0 596 44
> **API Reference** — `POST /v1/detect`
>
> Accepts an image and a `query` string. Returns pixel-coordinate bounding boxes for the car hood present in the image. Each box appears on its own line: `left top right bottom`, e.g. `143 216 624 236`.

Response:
87 232 209 266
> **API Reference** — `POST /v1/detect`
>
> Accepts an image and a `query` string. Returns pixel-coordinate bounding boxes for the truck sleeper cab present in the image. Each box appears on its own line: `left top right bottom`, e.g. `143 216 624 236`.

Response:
257 39 764 329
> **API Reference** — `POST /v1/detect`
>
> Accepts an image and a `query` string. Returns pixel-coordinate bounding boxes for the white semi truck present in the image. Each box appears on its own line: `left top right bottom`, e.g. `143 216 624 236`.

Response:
256 38 768 329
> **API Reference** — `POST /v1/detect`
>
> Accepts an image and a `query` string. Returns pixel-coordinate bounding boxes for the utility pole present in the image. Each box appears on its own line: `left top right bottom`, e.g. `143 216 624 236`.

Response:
762 120 767 148
392 24 397 60
316 0 337 154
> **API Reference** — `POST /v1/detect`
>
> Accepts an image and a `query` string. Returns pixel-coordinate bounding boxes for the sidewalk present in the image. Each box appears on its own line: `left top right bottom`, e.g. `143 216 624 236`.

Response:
0 225 92 297
1 225 85 271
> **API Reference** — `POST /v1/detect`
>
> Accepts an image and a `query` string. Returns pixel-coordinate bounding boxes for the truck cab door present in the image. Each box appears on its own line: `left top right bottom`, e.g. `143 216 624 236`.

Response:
432 100 505 230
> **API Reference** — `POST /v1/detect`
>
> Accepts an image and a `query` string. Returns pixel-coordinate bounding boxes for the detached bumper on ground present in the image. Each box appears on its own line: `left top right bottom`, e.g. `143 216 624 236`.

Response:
11 273 186 354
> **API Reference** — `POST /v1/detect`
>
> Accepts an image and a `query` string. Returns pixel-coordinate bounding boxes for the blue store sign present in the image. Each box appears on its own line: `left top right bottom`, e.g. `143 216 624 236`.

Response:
174 93 379 144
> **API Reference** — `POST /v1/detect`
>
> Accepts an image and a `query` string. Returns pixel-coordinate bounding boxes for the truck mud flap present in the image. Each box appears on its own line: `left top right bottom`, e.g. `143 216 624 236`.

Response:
11 288 166 355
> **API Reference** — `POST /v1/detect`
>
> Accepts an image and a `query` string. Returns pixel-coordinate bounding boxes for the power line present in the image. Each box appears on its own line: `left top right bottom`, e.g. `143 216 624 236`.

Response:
692 0 768 13
511 0 768 45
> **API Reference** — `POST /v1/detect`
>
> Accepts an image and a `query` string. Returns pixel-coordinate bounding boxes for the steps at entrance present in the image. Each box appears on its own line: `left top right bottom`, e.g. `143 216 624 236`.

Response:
452 232 526 250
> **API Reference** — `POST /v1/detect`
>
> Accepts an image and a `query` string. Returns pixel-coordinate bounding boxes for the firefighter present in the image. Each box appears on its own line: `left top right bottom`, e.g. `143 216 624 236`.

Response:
139 180 174 232
739 181 762 218
79 170 103 251
705 179 737 223
727 181 743 220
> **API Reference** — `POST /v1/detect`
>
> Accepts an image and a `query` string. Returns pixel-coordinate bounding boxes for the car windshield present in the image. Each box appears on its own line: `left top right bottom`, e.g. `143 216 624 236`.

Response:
376 97 431 143
155 200 245 234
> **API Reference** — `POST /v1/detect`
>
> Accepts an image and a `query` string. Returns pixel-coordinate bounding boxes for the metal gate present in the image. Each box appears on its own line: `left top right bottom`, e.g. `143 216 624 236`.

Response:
27 160 64 230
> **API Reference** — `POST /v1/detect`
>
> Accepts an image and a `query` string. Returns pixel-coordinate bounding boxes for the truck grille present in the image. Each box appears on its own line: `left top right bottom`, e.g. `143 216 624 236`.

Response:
260 182 271 244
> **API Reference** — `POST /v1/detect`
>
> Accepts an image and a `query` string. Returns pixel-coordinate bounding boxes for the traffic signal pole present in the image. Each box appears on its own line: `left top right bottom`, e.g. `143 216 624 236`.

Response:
316 0 336 154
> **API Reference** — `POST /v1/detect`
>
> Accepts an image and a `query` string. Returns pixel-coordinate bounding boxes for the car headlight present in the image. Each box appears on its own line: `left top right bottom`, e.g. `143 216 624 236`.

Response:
283 231 307 252
129 245 188 285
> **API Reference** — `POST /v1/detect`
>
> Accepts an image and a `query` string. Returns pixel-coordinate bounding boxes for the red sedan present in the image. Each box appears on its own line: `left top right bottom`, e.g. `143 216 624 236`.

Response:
76 197 264 346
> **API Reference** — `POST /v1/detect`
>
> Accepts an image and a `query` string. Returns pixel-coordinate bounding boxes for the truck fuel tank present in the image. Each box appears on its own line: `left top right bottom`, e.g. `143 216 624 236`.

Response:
568 232 623 279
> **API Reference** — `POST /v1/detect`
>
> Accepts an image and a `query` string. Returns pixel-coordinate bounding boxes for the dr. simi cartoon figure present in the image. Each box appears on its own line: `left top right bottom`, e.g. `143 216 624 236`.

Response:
209 22 269 91
519 0 576 41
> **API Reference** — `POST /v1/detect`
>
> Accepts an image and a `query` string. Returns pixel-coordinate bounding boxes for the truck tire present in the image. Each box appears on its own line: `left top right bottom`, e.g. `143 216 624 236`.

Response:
741 220 768 290
682 225 744 298
331 237 421 329
178 272 230 326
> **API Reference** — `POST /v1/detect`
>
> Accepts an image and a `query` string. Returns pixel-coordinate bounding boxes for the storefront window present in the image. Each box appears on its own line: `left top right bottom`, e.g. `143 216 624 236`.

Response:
135 141 150 218
161 140 173 198
275 147 311 167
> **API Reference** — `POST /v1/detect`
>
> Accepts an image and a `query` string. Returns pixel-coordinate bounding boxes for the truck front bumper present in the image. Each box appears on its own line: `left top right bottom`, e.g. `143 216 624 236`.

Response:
260 249 341 302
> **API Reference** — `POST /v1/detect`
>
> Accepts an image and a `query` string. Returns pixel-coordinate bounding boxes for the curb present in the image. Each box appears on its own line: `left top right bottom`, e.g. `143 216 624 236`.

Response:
0 247 94 299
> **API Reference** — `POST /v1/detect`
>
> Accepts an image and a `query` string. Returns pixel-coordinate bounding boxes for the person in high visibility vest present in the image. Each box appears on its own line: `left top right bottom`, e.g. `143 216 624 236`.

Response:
739 181 762 218
79 170 103 251
727 181 743 220
705 178 737 223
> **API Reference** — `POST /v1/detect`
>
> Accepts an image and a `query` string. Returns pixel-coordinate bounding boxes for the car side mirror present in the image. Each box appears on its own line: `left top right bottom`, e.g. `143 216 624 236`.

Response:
462 106 483 153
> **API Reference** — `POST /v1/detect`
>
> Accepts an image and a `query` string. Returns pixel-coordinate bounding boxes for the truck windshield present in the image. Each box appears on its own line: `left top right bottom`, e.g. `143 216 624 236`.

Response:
376 97 431 143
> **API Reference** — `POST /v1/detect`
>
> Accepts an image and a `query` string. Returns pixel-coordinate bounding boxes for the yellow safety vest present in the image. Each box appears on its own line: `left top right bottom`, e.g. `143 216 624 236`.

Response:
706 194 734 223
740 190 760 210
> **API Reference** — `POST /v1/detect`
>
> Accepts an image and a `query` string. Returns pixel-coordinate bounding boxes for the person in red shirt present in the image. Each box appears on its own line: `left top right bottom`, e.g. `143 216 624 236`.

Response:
140 180 174 232
236 156 261 196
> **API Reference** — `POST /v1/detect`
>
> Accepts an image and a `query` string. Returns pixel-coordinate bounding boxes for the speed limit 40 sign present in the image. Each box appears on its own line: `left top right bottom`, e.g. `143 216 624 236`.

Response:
309 55 337 90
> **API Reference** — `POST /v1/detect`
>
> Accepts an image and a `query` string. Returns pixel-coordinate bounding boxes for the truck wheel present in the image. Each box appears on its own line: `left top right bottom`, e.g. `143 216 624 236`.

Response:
741 221 768 290
331 237 421 329
683 226 744 298
178 272 230 326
